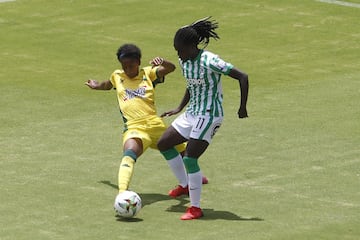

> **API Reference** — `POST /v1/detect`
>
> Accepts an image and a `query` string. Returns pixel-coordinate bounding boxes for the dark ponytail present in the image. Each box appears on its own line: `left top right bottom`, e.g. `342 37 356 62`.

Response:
174 17 220 48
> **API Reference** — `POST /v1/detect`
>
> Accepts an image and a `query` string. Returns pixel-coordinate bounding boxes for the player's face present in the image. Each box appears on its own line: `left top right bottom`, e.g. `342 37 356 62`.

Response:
174 42 200 62
174 43 192 61
120 58 140 79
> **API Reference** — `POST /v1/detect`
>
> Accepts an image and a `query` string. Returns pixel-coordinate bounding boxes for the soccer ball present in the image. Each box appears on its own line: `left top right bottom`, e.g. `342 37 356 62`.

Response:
114 190 142 218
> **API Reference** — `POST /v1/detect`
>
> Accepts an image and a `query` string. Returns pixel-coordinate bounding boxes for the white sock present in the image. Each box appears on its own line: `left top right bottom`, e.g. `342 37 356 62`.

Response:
167 155 188 187
188 171 202 208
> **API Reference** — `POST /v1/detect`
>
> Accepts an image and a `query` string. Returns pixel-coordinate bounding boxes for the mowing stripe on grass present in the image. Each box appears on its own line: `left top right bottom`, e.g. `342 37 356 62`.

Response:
316 0 360 8
0 0 16 3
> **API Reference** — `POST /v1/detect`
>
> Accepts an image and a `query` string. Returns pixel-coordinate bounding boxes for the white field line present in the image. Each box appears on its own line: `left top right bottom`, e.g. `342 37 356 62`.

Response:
316 0 360 8
0 0 16 3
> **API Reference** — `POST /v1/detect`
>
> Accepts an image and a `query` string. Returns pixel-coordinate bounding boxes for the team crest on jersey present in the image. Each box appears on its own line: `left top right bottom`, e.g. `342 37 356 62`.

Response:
123 86 146 101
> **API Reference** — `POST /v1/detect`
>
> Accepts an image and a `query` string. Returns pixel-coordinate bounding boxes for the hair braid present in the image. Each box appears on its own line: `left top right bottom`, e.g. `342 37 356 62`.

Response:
190 17 219 46
174 17 220 48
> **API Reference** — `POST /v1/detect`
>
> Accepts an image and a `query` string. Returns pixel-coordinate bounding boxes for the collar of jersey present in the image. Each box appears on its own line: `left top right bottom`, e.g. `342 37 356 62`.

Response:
119 68 145 80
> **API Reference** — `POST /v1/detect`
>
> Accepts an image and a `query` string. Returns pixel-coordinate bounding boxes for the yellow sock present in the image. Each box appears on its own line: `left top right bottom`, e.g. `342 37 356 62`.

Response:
118 156 135 193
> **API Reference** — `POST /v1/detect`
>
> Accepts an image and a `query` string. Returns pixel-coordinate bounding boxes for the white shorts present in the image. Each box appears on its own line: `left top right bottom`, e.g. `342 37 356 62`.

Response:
171 112 223 144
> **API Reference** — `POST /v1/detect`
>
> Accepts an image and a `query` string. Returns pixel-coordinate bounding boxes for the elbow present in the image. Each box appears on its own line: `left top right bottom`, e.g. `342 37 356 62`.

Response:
242 72 248 81
170 64 176 73
240 73 248 85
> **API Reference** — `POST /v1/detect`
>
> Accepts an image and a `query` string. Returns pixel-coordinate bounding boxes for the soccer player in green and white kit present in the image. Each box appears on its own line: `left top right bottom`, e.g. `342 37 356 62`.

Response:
158 17 249 220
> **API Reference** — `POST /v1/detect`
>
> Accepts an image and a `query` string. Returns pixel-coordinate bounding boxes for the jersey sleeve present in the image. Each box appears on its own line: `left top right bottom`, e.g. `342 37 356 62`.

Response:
145 66 158 81
144 66 164 87
209 55 234 75
109 70 121 89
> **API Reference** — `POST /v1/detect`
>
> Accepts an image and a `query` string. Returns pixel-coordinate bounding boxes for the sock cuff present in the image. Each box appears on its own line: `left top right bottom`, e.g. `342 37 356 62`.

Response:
160 147 180 160
123 149 137 161
183 156 200 174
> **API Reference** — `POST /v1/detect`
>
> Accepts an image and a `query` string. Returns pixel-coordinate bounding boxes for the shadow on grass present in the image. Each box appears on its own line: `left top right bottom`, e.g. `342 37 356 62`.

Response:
99 180 118 189
98 180 181 207
201 209 264 221
165 199 263 221
99 180 263 221
115 216 143 222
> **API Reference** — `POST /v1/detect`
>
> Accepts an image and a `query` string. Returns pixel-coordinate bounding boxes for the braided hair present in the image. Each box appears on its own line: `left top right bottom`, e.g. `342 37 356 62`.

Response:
174 17 220 48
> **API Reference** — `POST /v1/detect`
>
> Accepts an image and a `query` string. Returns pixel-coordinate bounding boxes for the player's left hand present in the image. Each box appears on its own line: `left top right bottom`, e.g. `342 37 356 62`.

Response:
238 106 248 118
150 57 164 67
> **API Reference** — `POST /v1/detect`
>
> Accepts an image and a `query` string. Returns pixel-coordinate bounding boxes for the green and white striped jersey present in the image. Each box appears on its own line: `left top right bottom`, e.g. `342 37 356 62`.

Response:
180 50 233 117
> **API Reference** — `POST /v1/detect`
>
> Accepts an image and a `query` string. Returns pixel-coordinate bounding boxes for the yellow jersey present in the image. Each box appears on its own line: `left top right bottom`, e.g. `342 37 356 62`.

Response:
110 66 163 128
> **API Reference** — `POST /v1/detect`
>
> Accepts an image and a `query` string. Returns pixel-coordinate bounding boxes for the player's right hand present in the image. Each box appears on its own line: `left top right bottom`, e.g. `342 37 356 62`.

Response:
160 108 181 117
238 106 248 118
85 79 99 89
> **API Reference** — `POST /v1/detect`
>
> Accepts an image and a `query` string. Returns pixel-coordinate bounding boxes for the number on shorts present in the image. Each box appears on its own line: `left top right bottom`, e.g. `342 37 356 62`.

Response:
195 117 206 130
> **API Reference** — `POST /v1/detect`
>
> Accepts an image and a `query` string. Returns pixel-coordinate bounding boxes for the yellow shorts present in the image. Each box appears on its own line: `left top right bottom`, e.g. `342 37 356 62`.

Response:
123 116 186 153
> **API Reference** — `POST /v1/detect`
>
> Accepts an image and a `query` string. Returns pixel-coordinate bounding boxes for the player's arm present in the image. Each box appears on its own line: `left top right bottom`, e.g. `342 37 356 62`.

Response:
228 68 249 118
150 57 176 79
161 88 190 117
85 79 113 90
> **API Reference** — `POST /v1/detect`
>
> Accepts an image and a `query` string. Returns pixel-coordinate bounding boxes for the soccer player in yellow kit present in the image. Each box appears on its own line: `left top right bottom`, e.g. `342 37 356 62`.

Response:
85 44 190 194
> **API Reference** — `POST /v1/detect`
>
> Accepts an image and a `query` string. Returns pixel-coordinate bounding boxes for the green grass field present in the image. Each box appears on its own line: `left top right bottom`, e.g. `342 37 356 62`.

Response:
1 0 359 239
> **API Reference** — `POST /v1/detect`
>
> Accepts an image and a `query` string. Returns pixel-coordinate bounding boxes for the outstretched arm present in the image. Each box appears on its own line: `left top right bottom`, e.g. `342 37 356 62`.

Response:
228 68 249 118
150 57 176 79
161 88 190 117
85 79 113 90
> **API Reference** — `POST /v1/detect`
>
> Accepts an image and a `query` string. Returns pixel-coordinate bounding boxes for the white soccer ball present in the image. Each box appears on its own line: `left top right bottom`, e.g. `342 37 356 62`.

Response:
114 190 142 218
